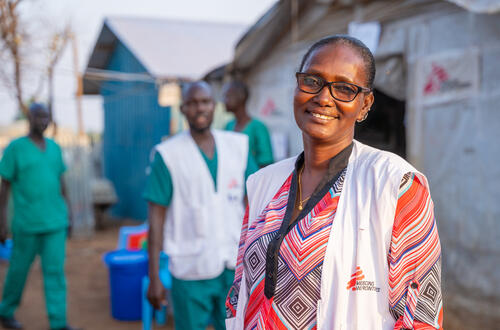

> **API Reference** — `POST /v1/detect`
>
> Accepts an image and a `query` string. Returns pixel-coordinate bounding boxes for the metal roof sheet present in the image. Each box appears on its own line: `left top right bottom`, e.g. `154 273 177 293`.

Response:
84 17 246 94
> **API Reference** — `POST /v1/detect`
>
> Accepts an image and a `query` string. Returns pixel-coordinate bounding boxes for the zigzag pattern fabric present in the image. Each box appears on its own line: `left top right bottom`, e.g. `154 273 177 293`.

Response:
240 171 344 329
226 172 443 329
226 176 289 319
390 173 443 329
402 280 420 327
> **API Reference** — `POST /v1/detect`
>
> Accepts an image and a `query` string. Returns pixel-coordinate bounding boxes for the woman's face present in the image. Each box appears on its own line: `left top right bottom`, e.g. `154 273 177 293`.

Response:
293 43 374 145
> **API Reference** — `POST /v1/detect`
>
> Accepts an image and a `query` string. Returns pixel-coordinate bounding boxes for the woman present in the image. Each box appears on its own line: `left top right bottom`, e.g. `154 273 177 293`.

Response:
225 35 443 330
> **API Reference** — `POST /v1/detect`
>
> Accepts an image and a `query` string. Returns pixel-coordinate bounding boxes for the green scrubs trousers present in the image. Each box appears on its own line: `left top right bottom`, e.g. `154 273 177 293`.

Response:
171 268 234 330
0 229 67 329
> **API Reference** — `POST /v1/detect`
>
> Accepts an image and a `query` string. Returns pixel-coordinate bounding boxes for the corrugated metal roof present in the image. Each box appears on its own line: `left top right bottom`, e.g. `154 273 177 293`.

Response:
84 17 246 94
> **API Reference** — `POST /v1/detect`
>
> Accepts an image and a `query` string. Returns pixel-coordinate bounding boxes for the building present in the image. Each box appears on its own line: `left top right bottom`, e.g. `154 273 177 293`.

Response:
224 0 500 327
83 17 245 220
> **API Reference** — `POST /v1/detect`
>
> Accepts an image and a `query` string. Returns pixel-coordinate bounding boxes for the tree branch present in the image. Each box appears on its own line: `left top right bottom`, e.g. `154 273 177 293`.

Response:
0 0 28 117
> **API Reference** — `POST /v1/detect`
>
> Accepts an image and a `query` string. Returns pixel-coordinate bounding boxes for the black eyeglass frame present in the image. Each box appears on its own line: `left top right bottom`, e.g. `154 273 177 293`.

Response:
295 72 372 102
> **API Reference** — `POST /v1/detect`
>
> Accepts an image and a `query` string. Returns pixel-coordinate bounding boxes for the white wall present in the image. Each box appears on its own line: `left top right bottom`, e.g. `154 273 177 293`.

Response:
401 7 500 327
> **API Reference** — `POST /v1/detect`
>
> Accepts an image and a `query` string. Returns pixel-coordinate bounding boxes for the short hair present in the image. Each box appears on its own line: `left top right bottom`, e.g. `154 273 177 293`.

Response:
29 102 48 113
298 35 376 89
181 81 213 101
226 80 249 102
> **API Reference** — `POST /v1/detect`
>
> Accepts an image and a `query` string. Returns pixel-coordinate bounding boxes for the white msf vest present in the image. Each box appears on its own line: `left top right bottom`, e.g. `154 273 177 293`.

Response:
156 130 248 280
228 140 429 329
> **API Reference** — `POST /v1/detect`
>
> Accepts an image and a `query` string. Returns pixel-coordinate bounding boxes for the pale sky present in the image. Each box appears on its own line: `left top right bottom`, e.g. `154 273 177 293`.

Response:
0 0 277 133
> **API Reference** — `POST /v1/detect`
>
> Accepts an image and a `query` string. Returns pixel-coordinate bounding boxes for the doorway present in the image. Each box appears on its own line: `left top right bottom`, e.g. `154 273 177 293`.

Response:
354 89 406 158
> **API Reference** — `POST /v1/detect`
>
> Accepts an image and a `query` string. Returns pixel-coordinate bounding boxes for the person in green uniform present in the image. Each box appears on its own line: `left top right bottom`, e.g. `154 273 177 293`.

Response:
223 80 274 168
145 81 258 330
0 103 79 330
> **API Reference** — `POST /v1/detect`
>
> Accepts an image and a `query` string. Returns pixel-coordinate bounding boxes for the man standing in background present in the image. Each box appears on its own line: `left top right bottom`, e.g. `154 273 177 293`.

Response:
223 80 274 168
0 103 78 330
145 81 258 330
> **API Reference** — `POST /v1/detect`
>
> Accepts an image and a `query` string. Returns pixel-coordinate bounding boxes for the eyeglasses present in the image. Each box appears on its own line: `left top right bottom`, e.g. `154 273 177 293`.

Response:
296 72 371 102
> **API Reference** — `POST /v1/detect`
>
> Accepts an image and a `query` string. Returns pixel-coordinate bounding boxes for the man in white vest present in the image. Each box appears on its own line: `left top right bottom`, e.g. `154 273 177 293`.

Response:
144 81 258 330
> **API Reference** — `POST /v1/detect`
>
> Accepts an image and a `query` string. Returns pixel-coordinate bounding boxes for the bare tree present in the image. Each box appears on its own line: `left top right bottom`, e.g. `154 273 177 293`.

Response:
0 0 28 116
0 0 70 121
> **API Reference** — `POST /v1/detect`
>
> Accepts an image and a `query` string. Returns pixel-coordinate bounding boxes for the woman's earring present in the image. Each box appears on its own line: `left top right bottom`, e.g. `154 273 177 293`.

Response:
356 109 370 123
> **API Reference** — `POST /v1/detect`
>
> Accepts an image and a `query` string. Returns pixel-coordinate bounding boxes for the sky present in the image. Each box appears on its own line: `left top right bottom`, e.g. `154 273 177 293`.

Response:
0 0 277 133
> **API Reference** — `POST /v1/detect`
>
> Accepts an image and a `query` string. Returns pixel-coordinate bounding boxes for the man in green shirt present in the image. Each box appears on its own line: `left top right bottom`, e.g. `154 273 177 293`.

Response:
0 103 78 330
223 80 274 168
145 81 258 330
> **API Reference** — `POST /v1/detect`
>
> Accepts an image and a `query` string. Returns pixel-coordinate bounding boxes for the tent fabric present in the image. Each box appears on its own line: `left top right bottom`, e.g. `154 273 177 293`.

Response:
373 23 408 101
446 0 500 13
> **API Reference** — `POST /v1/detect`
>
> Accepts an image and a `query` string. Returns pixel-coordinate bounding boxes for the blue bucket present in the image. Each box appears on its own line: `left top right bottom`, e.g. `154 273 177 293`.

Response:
0 239 12 260
103 249 148 321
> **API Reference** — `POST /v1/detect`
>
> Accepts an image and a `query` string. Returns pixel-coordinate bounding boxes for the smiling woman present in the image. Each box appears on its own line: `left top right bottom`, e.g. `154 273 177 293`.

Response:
225 35 443 330
293 41 373 152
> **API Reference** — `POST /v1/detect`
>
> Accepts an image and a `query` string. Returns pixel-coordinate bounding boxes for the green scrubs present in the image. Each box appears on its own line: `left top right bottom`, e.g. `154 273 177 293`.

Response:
144 145 257 330
0 137 68 329
225 118 274 167
171 269 234 330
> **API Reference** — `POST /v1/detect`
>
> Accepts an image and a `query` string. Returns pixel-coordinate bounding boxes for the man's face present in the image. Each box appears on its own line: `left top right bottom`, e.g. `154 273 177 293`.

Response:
222 84 242 114
29 108 51 135
181 86 215 132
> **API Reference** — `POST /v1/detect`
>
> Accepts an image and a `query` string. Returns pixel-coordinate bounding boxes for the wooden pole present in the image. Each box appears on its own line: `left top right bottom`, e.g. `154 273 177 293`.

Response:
70 31 84 138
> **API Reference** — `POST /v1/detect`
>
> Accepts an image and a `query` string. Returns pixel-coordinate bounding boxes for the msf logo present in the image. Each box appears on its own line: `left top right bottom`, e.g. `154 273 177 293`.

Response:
228 178 239 190
347 267 365 291
227 178 240 202
423 63 449 95
347 267 380 292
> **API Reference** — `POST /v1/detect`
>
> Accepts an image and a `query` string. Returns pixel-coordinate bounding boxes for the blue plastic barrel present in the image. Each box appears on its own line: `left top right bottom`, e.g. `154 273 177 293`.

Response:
103 249 148 321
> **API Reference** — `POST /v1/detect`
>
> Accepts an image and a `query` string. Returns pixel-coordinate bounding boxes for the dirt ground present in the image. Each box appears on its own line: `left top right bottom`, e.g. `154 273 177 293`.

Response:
0 223 174 330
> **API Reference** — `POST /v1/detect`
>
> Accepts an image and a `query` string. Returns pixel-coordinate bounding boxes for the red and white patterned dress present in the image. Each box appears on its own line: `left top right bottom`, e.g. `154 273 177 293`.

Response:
226 164 443 329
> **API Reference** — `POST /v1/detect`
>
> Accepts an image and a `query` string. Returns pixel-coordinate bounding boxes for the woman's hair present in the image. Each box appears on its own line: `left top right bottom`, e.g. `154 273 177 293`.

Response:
298 35 376 89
